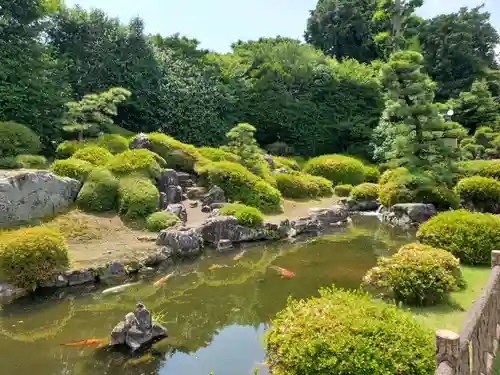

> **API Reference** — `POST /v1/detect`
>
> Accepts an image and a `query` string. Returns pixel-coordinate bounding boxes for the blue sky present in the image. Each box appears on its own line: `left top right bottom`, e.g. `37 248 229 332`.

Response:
65 0 500 53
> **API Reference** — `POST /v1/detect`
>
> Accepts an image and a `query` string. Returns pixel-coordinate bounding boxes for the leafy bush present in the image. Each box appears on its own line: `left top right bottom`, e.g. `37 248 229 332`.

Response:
0 121 41 157
275 173 332 199
333 184 353 197
454 176 500 213
220 203 264 227
456 160 500 180
148 132 204 172
198 147 240 163
379 167 410 185
363 243 463 306
50 158 94 181
0 157 22 169
73 145 113 166
145 211 180 232
349 183 380 201
197 161 282 213
273 156 301 171
96 133 129 154
304 154 366 185
418 210 500 265
364 165 381 182
264 286 434 375
76 168 119 212
107 149 162 180
14 154 48 169
118 176 160 220
0 227 69 289
55 140 88 159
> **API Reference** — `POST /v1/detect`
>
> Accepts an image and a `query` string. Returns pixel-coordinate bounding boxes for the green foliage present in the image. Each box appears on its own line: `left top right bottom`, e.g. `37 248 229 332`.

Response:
196 161 282 213
333 184 353 197
456 160 500 180
76 168 119 212
460 126 500 160
107 149 162 180
118 176 160 220
148 132 203 172
272 156 301 171
145 211 180 232
0 157 22 169
275 173 333 200
363 165 380 182
0 226 69 289
96 133 129 154
55 140 88 159
264 286 434 375
198 147 240 163
417 210 500 265
73 145 113 166
349 183 380 201
454 176 500 213
379 167 409 185
14 154 48 169
50 158 94 181
219 203 264 228
304 154 366 185
0 121 41 157
363 243 463 306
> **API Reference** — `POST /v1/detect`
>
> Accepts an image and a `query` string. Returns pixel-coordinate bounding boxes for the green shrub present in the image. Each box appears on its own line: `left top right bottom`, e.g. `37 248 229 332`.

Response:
304 154 366 185
0 157 22 169
96 134 129 154
350 183 380 201
145 211 180 232
76 168 119 212
55 140 88 159
273 156 301 171
275 173 332 199
363 243 463 306
118 176 160 220
219 203 264 227
457 160 500 180
264 286 434 375
73 145 113 166
148 132 204 172
14 154 48 169
50 158 94 181
197 161 282 213
455 176 500 213
333 184 353 197
0 121 41 157
0 227 69 289
199 147 240 163
418 210 500 265
107 149 162 180
364 165 381 182
379 167 409 185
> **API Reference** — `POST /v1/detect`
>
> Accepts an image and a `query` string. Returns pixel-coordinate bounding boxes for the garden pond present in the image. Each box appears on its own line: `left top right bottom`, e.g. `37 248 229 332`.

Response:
0 215 413 375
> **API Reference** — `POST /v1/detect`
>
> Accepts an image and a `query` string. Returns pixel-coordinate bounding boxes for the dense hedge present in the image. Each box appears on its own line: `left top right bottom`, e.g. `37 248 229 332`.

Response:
146 211 180 232
264 286 434 375
0 121 41 158
363 243 463 306
50 158 94 181
107 149 162 180
77 168 119 212
418 210 500 265
273 156 301 171
457 160 500 180
364 165 381 183
96 133 129 154
304 154 366 185
219 203 264 227
0 157 22 169
14 154 47 169
379 167 409 185
349 183 380 201
275 173 332 199
118 176 160 220
0 227 69 289
197 161 282 213
454 176 500 213
55 140 87 159
148 132 205 172
333 184 353 197
198 147 240 163
73 145 113 166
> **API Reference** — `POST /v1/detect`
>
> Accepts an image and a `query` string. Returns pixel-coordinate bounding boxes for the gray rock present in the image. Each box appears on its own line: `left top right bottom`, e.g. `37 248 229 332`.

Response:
0 282 28 303
165 203 187 223
210 202 225 210
129 133 153 151
138 246 174 267
188 200 198 208
156 228 203 257
0 171 81 227
290 217 322 235
217 239 233 252
263 154 275 169
199 216 268 244
209 208 220 218
64 269 94 286
186 186 207 200
38 274 68 288
201 185 225 206
158 169 178 193
176 172 193 189
346 199 380 212
273 167 290 175
201 205 211 213
166 185 183 204
308 205 349 224
97 261 126 281
381 203 437 229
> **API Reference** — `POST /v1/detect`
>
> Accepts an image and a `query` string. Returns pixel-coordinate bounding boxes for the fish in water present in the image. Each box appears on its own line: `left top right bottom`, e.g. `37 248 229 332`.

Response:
154 272 175 286
270 266 296 278
101 282 140 295
123 353 155 367
208 264 227 270
232 251 246 261
61 338 105 347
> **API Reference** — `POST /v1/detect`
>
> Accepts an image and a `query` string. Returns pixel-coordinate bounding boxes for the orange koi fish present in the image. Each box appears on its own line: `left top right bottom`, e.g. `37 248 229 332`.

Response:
154 272 175 286
61 338 105 347
270 266 296 278
232 251 246 261
208 264 227 270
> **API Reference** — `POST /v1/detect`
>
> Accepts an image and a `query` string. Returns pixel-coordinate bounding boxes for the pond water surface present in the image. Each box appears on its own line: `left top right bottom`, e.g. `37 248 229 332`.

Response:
0 215 413 375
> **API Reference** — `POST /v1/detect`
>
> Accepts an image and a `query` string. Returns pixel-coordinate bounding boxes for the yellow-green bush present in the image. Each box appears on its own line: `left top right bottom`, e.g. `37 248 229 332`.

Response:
454 176 500 213
148 132 205 172
264 286 434 375
275 173 332 199
456 160 500 180
333 184 353 197
273 156 301 171
0 227 69 289
73 145 113 166
418 210 500 265
304 154 366 185
76 168 119 212
14 154 47 169
363 243 463 306
219 203 264 227
118 176 160 220
96 133 129 154
349 183 380 201
55 140 88 159
50 158 94 181
145 211 180 232
199 147 240 163
197 161 282 213
107 149 162 180
364 165 381 183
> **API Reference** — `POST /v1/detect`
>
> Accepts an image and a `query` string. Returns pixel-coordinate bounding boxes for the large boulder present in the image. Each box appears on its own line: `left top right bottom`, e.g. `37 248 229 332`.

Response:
381 203 437 229
165 203 187 223
0 171 81 227
0 282 28 303
158 169 178 193
201 185 225 206
345 198 380 212
308 205 349 224
186 186 207 200
129 133 153 151
156 228 203 257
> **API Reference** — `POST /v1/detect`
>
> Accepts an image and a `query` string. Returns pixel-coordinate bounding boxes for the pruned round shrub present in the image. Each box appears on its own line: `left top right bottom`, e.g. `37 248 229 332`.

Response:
273 156 301 171
275 173 332 199
364 165 381 183
457 160 500 180
55 140 88 159
264 286 434 375
76 168 119 212
0 227 69 289
148 132 204 172
363 243 463 306
107 149 162 180
118 176 160 220
50 158 94 181
197 161 282 213
14 154 47 169
145 211 180 232
418 210 500 265
73 145 113 166
349 183 380 201
304 154 366 185
96 134 129 154
333 184 353 197
198 147 240 163
219 203 264 227
0 121 41 157
379 167 409 185
0 157 22 169
454 176 500 213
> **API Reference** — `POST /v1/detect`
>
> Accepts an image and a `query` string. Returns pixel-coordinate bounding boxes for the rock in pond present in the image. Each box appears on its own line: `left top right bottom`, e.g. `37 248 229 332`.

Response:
201 186 225 206
165 203 187 223
0 282 28 303
199 216 279 244
308 205 349 224
345 198 380 212
216 239 233 252
129 133 153 151
380 203 436 229
64 268 95 286
156 228 203 257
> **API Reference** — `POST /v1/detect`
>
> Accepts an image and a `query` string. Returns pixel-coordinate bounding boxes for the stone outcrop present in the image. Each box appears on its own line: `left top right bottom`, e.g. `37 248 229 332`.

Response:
186 187 207 200
345 198 380 212
129 133 153 151
165 203 187 223
199 216 268 245
381 203 436 229
273 167 290 175
201 186 225 206
158 169 178 191
0 171 81 227
309 205 349 223
156 227 203 257
0 282 28 303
